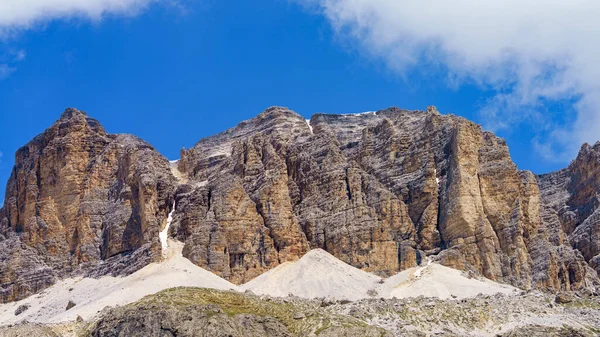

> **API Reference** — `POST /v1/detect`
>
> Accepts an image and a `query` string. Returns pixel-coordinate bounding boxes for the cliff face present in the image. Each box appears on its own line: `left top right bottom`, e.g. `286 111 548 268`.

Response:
175 106 596 291
0 109 177 302
538 142 600 283
1 106 598 304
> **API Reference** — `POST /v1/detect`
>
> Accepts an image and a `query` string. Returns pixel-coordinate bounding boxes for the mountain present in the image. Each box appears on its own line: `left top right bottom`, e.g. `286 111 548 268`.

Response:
0 106 599 304
173 106 597 291
0 109 177 302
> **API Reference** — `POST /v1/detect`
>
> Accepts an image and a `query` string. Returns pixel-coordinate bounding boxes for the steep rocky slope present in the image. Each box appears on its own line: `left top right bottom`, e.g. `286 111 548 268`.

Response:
1 106 599 306
0 109 177 303
173 106 597 291
538 142 600 284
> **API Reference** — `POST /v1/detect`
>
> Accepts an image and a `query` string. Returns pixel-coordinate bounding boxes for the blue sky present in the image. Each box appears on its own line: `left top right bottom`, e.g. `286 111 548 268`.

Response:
1 0 598 202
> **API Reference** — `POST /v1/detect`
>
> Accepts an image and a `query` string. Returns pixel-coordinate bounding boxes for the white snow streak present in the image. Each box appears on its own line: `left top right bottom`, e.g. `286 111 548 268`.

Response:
305 119 313 134
159 202 175 259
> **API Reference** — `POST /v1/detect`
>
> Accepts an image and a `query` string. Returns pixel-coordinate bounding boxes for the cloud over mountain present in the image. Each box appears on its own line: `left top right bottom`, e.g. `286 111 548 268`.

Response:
300 0 600 161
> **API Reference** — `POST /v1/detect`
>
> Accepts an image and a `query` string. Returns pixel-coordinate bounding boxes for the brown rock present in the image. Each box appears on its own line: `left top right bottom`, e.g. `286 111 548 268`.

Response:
2 105 600 303
0 108 177 302
554 292 574 304
174 106 599 291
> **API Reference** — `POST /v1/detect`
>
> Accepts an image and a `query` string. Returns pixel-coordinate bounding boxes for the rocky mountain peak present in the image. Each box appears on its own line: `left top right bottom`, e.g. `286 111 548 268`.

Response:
0 109 176 302
58 107 86 120
256 106 304 121
1 105 600 306
56 107 106 135
426 105 440 114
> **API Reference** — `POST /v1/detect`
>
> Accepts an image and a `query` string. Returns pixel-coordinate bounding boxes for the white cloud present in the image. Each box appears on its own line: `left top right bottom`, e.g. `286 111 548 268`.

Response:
0 0 156 35
300 0 600 162
0 151 3 164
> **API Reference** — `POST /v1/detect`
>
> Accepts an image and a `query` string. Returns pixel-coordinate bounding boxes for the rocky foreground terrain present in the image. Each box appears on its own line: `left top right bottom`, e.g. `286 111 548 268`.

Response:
1 287 599 336
1 106 600 336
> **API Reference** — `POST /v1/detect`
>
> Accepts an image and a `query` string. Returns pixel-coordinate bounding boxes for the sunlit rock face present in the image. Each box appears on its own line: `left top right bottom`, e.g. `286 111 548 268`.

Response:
537 142 600 288
0 109 177 302
175 106 596 291
1 106 598 304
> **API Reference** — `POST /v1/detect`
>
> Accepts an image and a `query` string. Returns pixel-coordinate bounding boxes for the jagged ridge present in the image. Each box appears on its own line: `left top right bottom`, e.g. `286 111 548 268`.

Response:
1 106 599 304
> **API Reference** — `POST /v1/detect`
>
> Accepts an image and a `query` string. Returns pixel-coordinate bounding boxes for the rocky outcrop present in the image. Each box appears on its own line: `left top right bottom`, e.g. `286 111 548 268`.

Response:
90 303 294 337
173 106 598 291
537 142 600 287
0 109 177 303
77 287 600 337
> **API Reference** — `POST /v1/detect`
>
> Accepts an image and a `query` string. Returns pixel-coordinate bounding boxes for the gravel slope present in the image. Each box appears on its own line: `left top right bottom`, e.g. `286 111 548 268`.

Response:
0 240 238 325
241 249 382 301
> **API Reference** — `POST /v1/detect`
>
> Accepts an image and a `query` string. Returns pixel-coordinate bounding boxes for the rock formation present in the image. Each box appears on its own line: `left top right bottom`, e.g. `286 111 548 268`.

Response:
174 106 598 291
537 142 600 288
1 106 599 304
0 109 177 303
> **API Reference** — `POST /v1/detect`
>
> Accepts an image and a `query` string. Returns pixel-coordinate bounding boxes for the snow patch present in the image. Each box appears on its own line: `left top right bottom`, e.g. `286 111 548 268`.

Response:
159 202 176 259
341 111 377 117
195 180 208 188
305 119 313 134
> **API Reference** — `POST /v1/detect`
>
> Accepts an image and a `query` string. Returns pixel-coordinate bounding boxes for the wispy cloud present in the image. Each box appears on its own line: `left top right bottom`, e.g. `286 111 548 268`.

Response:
0 151 3 164
0 49 27 80
299 0 600 162
0 64 15 80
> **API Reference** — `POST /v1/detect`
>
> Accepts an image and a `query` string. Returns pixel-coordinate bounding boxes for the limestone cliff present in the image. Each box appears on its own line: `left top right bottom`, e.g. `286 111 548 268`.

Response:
175 106 596 291
1 106 599 304
537 142 600 288
0 109 177 302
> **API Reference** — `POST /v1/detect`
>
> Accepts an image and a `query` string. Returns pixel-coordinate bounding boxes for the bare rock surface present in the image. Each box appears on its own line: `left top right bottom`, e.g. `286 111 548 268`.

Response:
538 142 600 286
2 105 600 309
173 106 599 291
5 287 597 337
0 109 177 303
